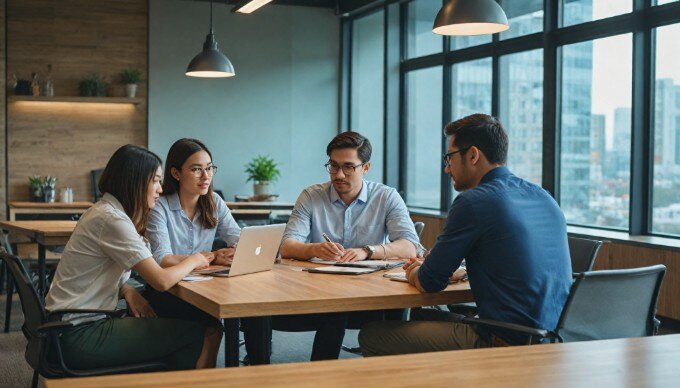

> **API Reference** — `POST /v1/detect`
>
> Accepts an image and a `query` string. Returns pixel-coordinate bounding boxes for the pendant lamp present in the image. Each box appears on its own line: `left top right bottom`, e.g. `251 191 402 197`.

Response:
433 0 509 36
186 0 235 78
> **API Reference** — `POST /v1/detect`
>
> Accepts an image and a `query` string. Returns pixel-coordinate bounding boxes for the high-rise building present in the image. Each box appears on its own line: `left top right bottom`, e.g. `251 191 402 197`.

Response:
613 107 632 179
590 114 605 181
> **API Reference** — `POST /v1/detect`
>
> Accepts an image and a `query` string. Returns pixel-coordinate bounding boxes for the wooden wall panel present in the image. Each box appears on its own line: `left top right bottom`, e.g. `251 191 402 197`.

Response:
6 0 148 203
412 214 680 320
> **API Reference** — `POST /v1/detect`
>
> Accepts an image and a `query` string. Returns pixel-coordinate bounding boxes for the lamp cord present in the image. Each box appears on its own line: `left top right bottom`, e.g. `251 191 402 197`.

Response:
210 0 214 33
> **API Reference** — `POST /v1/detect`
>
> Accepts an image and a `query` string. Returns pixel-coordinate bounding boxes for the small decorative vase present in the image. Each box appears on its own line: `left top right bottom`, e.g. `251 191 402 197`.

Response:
125 84 137 98
42 187 56 203
30 188 43 202
253 182 270 196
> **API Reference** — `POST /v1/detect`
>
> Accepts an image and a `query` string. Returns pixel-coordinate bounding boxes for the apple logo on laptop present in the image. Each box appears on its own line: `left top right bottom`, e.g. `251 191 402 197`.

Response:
255 245 262 256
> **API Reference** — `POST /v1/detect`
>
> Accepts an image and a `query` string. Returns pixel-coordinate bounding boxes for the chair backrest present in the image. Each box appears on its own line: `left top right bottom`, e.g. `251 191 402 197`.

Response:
556 264 665 342
414 222 425 238
0 250 47 368
568 236 602 273
90 168 105 202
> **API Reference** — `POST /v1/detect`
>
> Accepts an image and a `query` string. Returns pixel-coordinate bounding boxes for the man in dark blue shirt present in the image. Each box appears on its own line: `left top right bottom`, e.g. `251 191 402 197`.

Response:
360 114 572 355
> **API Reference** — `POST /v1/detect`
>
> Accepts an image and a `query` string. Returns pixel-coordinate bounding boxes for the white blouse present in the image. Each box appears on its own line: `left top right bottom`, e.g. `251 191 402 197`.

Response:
45 193 152 324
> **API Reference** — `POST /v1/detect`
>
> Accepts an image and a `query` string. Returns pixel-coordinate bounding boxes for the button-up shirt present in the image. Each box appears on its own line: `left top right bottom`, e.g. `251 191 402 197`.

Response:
46 193 152 324
418 167 572 344
282 180 421 251
146 192 241 264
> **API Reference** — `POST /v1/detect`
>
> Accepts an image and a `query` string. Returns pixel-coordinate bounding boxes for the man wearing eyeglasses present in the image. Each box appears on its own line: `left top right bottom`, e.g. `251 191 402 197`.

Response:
359 114 572 356
257 131 423 362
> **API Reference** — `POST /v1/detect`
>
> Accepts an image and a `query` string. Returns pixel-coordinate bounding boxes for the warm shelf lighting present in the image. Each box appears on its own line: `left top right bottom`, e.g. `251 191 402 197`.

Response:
233 0 273 14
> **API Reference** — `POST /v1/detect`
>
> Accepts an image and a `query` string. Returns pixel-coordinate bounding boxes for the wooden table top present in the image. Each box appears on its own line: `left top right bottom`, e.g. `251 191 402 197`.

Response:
169 259 473 319
0 220 77 245
9 201 93 209
44 334 680 388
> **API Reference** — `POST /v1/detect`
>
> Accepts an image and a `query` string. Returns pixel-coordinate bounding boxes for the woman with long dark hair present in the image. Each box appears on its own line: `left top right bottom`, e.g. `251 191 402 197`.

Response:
145 138 241 368
45 144 211 370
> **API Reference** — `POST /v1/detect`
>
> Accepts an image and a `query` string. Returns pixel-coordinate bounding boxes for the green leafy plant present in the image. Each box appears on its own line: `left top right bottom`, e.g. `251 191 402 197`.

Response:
28 175 42 192
244 155 281 184
119 67 142 84
79 73 107 97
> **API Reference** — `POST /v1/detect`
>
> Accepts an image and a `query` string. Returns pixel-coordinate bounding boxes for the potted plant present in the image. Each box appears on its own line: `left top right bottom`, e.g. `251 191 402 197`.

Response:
79 73 107 97
244 155 281 196
120 67 141 98
28 175 43 202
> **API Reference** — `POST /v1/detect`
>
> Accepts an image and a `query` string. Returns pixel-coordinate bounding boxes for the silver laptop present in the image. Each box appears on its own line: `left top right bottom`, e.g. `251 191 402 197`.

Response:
222 223 286 277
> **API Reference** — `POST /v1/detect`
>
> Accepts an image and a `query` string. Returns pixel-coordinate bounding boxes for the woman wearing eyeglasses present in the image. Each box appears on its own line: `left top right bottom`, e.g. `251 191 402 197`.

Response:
145 138 241 368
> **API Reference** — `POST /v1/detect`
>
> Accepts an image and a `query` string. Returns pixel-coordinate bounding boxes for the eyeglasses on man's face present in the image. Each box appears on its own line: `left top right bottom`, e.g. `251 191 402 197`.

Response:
188 165 218 178
442 147 470 167
324 162 365 176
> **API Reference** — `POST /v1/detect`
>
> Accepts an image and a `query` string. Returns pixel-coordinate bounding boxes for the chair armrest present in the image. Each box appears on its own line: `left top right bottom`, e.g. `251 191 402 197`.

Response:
36 320 74 334
462 316 553 338
46 309 125 321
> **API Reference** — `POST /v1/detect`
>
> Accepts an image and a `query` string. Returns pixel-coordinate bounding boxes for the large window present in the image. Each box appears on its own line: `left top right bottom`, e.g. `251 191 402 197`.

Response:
345 0 680 240
405 0 442 59
499 49 543 185
350 10 384 182
405 67 443 209
652 24 680 236
560 34 632 229
561 0 632 27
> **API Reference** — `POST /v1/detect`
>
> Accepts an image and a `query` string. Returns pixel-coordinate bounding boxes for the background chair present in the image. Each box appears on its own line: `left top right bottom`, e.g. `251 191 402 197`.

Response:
448 236 604 316
461 265 666 345
90 168 105 202
568 236 602 273
0 250 167 388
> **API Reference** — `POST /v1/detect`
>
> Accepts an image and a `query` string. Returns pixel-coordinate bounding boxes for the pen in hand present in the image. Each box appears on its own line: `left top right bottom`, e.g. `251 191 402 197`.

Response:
322 233 344 258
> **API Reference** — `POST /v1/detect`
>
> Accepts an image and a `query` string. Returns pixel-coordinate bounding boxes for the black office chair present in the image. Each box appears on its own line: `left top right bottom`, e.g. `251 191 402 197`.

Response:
568 236 602 273
449 236 605 317
0 250 167 388
90 168 105 202
461 265 666 345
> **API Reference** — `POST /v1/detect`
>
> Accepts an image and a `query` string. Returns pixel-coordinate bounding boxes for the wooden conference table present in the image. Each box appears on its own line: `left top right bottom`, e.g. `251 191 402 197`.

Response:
45 334 680 387
169 259 473 366
0 220 77 301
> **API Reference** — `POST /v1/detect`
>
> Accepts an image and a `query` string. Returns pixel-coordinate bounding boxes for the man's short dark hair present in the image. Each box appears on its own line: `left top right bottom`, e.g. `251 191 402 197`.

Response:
444 114 508 165
326 131 372 163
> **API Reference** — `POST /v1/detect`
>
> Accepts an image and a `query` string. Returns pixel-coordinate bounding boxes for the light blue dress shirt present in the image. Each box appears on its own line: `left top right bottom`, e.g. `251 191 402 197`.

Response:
146 192 241 264
282 180 422 251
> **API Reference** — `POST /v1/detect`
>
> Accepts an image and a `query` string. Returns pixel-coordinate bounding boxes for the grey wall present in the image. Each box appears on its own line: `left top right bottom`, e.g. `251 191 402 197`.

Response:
149 0 339 202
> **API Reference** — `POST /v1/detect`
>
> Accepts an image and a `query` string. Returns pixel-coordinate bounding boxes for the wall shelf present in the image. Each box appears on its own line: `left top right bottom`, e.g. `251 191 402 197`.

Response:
8 96 143 105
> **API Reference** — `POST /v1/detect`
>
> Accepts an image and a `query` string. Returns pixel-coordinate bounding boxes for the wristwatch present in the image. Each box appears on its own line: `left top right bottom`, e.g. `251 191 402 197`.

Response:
363 245 376 259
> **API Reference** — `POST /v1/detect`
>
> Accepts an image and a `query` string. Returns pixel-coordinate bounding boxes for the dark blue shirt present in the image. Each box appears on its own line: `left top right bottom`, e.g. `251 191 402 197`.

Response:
418 167 572 343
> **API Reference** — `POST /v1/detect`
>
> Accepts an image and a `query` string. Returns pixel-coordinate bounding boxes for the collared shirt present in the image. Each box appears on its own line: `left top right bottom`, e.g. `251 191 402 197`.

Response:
146 192 240 264
282 180 421 251
45 193 152 324
418 167 572 344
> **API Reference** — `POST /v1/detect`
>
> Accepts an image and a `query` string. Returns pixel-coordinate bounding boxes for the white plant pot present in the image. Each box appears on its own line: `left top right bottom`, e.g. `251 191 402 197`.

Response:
125 83 137 98
253 182 270 196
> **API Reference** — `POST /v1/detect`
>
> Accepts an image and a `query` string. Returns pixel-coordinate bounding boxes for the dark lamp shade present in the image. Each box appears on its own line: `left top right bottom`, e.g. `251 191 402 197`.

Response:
185 33 235 78
433 0 509 36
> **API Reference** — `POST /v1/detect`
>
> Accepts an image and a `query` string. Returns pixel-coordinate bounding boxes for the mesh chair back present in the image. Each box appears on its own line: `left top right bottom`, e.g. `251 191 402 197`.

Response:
414 222 425 238
0 251 46 367
568 236 602 273
556 265 665 342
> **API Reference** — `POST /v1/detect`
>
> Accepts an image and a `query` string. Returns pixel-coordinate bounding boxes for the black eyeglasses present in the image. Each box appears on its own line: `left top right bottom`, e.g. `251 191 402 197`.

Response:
188 165 218 178
442 148 469 167
324 162 365 175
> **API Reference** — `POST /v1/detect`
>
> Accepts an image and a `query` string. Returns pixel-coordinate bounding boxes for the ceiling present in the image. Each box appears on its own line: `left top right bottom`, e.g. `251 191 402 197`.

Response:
190 0 380 15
